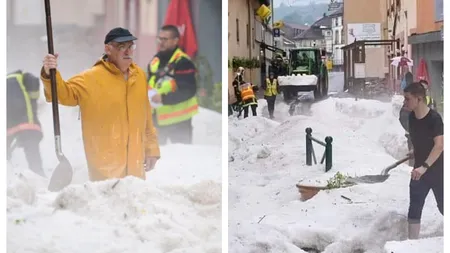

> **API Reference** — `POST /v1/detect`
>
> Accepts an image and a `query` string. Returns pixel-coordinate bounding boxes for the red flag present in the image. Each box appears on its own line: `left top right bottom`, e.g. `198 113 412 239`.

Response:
163 0 198 58
416 58 430 85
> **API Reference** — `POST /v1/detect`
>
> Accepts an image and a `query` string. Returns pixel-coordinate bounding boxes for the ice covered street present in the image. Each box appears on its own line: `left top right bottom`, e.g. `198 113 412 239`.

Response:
228 72 443 253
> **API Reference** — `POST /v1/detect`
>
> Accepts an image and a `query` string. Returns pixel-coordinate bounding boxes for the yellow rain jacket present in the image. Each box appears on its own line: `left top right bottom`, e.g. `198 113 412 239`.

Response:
40 58 160 181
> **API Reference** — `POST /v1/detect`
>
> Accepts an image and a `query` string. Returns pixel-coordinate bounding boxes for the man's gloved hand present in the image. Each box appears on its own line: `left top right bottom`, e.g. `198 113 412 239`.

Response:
156 76 177 95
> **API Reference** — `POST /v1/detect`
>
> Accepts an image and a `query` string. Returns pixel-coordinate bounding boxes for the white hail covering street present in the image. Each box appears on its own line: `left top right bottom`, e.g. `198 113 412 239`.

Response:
228 73 443 253
7 85 222 253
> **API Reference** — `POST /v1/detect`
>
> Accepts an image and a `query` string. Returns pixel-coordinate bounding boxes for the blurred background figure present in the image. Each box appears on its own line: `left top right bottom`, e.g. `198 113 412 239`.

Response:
147 25 198 145
6 70 45 177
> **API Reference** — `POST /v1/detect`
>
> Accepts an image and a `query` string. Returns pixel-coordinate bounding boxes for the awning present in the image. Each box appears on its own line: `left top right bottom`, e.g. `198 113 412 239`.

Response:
408 31 443 45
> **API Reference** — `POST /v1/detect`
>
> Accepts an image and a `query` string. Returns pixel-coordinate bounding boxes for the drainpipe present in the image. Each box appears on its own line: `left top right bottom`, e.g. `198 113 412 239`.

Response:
247 0 253 83
271 0 274 47
247 0 252 60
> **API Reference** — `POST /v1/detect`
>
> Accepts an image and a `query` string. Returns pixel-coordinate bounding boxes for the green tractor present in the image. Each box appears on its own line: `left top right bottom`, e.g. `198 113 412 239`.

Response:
278 47 329 103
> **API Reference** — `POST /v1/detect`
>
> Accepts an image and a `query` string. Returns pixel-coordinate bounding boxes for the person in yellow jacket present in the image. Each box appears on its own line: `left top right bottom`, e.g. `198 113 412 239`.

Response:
239 81 259 118
147 25 198 145
419 79 437 109
263 72 280 119
41 27 161 181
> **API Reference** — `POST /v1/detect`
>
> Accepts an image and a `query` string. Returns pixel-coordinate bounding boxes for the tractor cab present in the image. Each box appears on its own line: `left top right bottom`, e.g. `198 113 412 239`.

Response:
288 48 326 75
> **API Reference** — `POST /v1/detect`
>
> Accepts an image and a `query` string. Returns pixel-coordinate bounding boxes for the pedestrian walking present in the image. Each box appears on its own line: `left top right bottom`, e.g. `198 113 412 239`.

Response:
263 72 279 119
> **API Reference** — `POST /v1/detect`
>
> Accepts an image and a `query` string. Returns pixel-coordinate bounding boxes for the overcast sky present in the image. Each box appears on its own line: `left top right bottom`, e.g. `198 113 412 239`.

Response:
273 0 331 8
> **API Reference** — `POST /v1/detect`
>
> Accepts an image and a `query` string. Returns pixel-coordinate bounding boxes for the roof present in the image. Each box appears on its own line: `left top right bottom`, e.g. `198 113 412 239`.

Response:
293 27 324 40
292 14 333 40
311 15 332 28
283 22 310 30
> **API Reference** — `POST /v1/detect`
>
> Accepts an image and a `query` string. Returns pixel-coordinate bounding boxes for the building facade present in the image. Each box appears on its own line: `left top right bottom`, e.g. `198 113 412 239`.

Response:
344 0 387 78
407 0 443 110
228 0 272 96
331 7 344 68
293 14 333 51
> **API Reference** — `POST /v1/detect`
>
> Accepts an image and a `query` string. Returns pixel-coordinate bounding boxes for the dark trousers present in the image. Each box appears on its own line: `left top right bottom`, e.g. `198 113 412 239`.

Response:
408 173 444 223
243 104 257 118
157 118 193 145
7 130 44 176
265 96 276 118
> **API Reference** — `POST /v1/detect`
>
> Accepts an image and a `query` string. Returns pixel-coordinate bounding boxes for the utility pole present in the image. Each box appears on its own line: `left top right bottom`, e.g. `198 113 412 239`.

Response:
271 0 275 47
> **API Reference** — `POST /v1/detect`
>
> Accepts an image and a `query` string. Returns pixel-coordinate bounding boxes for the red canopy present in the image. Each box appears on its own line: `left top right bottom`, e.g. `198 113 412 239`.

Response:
163 0 198 58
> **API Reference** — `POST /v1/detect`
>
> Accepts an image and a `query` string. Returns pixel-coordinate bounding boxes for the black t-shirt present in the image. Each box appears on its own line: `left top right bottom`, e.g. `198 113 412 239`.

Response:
409 109 444 171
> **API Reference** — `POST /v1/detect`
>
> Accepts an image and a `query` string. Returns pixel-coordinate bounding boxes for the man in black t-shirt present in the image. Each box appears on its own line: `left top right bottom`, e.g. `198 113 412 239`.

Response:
403 82 444 240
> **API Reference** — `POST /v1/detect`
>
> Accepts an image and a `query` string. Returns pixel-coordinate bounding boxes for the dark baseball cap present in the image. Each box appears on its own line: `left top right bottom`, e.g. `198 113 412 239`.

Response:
104 27 138 44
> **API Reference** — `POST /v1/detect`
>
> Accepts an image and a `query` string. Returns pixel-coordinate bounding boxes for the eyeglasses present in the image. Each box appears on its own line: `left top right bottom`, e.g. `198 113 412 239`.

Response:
156 36 173 43
110 43 137 52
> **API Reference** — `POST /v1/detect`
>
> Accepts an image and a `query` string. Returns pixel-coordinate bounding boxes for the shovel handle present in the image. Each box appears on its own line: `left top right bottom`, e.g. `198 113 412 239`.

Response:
44 0 62 140
384 155 411 172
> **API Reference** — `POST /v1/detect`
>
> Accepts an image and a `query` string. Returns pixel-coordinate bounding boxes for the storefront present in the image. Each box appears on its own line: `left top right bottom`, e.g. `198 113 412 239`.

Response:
408 30 443 110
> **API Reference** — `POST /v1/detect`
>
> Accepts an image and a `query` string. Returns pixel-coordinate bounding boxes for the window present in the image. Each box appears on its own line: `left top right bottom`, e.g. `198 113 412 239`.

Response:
335 30 339 44
236 19 239 43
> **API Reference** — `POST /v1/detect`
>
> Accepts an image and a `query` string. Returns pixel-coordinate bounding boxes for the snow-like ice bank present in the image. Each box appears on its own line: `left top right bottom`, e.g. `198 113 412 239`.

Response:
228 95 443 252
384 236 443 253
8 176 221 253
8 86 222 252
278 74 318 87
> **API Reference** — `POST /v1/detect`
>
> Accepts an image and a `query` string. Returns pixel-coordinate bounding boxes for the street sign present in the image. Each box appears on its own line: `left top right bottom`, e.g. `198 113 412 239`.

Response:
328 0 342 11
273 28 280 38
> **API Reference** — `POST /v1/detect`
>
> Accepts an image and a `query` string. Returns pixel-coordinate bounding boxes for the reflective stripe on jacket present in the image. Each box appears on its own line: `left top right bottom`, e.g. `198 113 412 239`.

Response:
148 48 199 126
264 78 278 97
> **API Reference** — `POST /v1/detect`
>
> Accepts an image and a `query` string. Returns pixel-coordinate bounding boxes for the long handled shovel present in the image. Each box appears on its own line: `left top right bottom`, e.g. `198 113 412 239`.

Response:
346 155 411 184
44 0 73 192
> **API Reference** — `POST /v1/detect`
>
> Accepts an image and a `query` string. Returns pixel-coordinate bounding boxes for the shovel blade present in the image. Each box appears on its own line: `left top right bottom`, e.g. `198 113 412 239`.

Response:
48 155 73 192
347 175 390 184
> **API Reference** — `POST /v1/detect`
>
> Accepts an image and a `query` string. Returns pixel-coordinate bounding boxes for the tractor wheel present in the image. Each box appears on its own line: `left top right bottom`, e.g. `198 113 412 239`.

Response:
314 79 322 100
322 72 329 98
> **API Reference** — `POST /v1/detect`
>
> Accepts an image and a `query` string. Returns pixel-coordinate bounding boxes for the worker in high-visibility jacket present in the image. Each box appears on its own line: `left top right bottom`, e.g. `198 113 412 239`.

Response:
239 81 259 118
231 67 245 118
147 25 198 145
419 79 437 109
7 70 45 177
263 72 280 119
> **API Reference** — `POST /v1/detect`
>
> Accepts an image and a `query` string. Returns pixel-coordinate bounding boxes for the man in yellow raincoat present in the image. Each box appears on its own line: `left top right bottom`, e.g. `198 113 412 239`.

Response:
41 27 160 181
